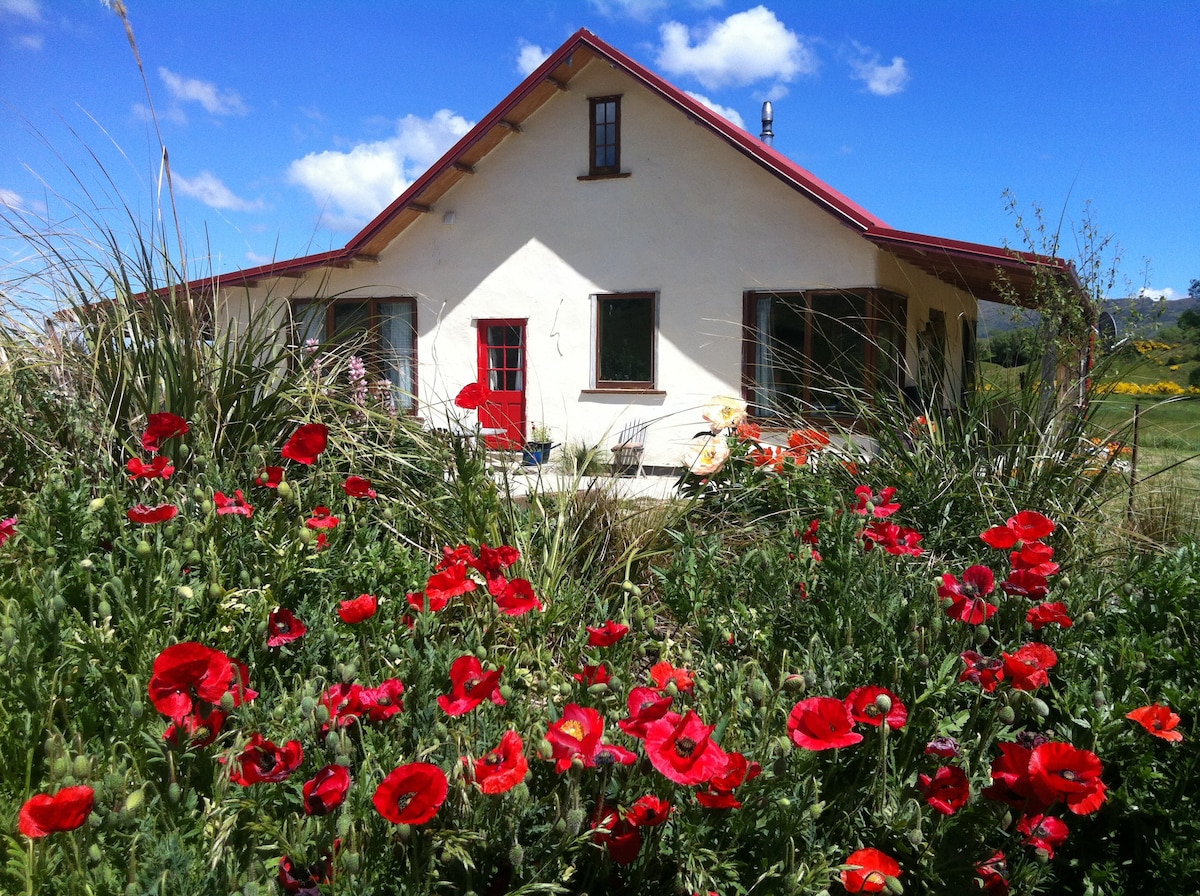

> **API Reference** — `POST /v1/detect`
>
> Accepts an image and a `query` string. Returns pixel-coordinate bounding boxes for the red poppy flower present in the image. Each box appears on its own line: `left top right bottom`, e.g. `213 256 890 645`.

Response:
925 736 961 758
1000 569 1050 599
618 686 674 739
938 565 998 624
303 764 351 815
228 733 303 785
853 485 900 518
860 520 924 556
841 847 901 894
437 655 505 716
373 762 448 825
545 704 605 773
408 562 476 612
141 412 189 452
454 382 485 410
18 785 95 838
127 502 179 524
593 741 640 769
148 642 254 722
1010 541 1060 576
735 421 762 442
471 730 529 794
787 696 863 751
919 765 970 815
975 852 1009 896
1003 643 1058 691
587 620 630 647
318 682 364 731
343 475 377 498
982 741 1041 809
650 661 695 694
0 516 16 547
980 510 1055 549
573 663 612 687
1126 703 1184 742
493 577 543 615
696 751 761 809
1018 813 1070 857
266 607 307 647
473 543 521 577
592 808 643 865
357 678 405 723
255 466 284 488
281 423 329 465
278 855 333 895
1028 741 1107 815
789 428 832 451
127 455 175 480
1026 601 1073 630
845 686 908 729
960 651 1005 693
163 707 226 749
645 710 728 785
338 594 378 624
214 490 253 517
305 506 339 529
626 794 673 827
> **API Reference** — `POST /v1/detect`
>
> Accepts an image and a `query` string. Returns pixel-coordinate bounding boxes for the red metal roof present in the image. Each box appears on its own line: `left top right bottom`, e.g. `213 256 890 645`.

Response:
203 28 1079 307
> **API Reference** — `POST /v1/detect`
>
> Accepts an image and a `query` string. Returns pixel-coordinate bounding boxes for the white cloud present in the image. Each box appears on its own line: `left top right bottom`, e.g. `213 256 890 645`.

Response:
517 40 549 76
685 91 745 128
0 187 26 210
173 171 262 212
0 0 41 21
16 33 41 50
848 45 910 96
158 67 248 117
589 0 722 19
656 6 816 90
287 109 473 231
1139 287 1177 300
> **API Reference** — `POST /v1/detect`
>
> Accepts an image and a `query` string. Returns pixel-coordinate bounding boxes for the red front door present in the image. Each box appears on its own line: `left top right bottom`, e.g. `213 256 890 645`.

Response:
477 320 526 449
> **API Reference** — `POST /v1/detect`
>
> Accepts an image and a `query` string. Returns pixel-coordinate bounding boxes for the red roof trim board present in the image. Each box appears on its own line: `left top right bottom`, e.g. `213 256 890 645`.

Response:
205 28 1077 303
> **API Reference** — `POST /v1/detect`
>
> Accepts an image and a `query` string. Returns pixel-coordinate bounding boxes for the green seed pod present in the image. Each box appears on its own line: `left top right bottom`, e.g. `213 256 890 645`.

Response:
341 662 358 683
1082 611 1096 625
1091 689 1107 708
629 585 643 598
998 705 1016 725
475 645 488 660
388 643 404 659
136 540 153 559
665 682 679 698
565 807 585 834
324 730 340 752
874 693 893 714
776 797 791 808
239 569 251 588
1031 698 1050 718
917 654 930 669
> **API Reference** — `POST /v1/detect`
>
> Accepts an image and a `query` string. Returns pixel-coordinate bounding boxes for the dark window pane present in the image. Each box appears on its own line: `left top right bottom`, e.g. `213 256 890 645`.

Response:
599 296 653 383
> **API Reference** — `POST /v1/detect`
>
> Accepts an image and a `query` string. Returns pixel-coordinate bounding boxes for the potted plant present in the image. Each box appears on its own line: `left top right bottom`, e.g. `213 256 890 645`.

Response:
522 423 553 465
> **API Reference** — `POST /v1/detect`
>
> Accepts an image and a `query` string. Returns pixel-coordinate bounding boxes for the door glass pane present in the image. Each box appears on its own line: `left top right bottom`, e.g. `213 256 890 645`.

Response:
378 301 415 409
809 294 866 411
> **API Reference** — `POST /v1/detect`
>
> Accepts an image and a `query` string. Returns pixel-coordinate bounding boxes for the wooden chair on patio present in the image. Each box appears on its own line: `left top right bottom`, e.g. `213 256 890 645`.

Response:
610 418 648 477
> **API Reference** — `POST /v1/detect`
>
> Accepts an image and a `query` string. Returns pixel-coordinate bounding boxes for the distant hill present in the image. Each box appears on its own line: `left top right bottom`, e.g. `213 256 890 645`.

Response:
979 296 1200 339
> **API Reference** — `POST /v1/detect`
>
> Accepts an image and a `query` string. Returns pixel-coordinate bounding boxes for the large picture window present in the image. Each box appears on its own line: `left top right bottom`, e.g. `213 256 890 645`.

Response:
595 291 656 389
743 289 906 417
293 297 417 411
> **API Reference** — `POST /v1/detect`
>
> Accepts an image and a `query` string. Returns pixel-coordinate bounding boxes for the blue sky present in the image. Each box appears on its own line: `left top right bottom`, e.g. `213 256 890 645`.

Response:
2 1 1197 306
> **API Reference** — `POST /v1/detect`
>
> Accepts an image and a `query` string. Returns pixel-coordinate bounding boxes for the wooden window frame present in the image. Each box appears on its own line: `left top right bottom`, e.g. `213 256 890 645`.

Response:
291 296 419 413
741 288 907 419
594 291 657 390
587 95 622 178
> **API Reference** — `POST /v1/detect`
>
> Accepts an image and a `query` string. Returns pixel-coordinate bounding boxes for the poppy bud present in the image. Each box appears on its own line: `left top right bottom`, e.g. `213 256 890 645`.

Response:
276 481 293 501
124 788 145 813
186 550 201 565
508 843 525 868
298 528 315 545
168 782 182 803
1091 690 1107 708
783 674 806 693
1031 698 1050 718
875 693 893 714
324 731 340 752
587 683 609 696
243 883 259 896
73 755 91 778
621 580 635 593
201 500 213 514
975 624 990 641
336 812 352 838
88 844 103 864
98 600 112 618
208 583 225 600
570 756 585 773
998 705 1016 725
219 692 236 712
907 828 923 847
565 807 585 833
129 701 143 720
136 540 153 559
538 739 554 760
80 557 94 571
88 497 106 512
552 818 567 834
177 585 193 601
885 876 905 894
499 685 514 701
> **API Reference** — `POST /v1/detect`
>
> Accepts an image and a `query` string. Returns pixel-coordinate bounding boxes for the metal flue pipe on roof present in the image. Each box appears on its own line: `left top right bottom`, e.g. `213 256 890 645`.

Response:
760 101 774 145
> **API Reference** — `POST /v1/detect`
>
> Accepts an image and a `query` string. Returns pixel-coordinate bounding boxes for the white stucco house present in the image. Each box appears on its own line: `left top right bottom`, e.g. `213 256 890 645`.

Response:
207 29 1078 469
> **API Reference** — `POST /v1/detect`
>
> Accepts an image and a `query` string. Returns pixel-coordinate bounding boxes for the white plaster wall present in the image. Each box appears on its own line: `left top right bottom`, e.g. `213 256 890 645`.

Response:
224 58 977 466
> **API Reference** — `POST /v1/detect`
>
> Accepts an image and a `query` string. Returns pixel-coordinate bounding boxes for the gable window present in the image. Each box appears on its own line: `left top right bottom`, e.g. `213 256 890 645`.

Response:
293 297 417 411
589 95 621 176
595 291 656 388
743 289 906 417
